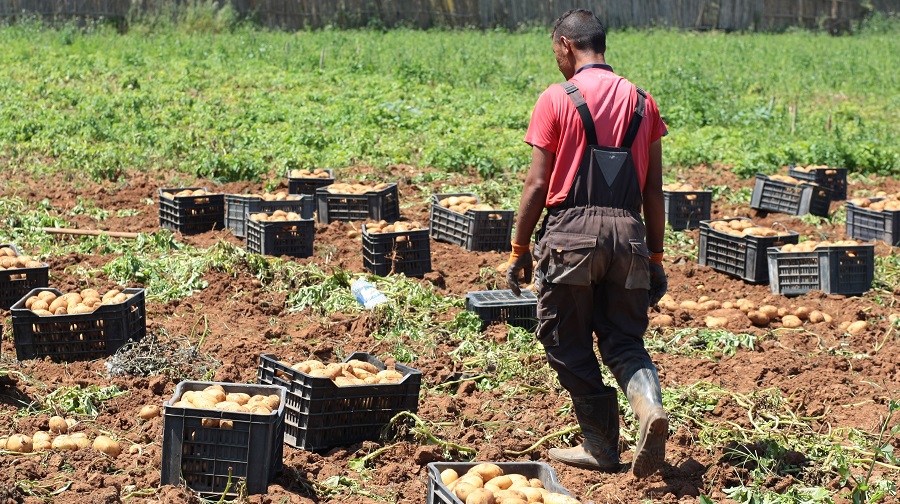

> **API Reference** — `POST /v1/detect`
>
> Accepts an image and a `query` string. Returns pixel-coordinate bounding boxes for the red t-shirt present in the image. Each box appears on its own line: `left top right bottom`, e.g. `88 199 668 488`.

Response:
524 65 668 207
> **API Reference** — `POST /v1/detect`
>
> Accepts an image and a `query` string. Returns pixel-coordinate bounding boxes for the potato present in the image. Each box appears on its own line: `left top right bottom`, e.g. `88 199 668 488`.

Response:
649 314 674 328
759 305 779 319
494 489 526 501
226 393 251 406
679 300 699 310
348 359 378 375
466 488 496 504
454 482 479 501
486 475 514 490
542 493 581 504
794 306 811 320
6 434 33 453
698 300 721 311
32 431 51 443
93 435 121 457
52 435 78 451
140 405 161 420
31 299 50 311
65 418 78 429
201 418 220 428
215 401 244 412
747 311 770 327
514 486 544 502
264 394 281 410
808 310 826 324
249 404 272 415
507 474 529 487
220 420 234 430
705 316 729 329
846 320 868 335
71 433 91 450
781 315 803 328
190 394 218 410
33 439 52 451
49 416 68 434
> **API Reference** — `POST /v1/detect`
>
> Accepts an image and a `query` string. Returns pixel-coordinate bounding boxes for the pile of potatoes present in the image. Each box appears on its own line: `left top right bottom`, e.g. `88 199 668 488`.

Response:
848 197 900 212
161 188 217 199
792 164 838 175
289 168 332 179
767 174 802 185
0 415 120 457
239 191 303 202
438 195 496 214
326 182 391 194
25 288 133 316
662 182 699 192
249 210 304 222
278 358 405 387
779 239 860 252
440 463 580 504
169 384 281 428
364 220 424 235
709 219 791 238
0 247 43 271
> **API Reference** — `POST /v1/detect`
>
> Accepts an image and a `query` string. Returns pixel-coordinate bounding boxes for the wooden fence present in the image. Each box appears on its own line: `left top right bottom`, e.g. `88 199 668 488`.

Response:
0 0 890 31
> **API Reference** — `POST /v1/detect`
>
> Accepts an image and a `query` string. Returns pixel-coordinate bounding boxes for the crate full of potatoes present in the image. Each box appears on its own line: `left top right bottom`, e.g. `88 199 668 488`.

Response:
767 239 874 296
256 352 421 451
245 210 315 258
662 182 712 230
362 220 432 277
286 168 335 196
427 462 579 504
845 196 900 246
158 187 225 235
11 287 146 362
315 181 400 223
161 381 286 497
698 217 799 284
788 165 847 201
0 244 49 310
750 174 832 217
225 191 314 238
430 193 514 252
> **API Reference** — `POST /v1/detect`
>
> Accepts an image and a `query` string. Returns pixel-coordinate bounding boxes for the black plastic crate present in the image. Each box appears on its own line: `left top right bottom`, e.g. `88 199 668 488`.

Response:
663 190 712 230
225 194 314 238
158 187 225 235
788 166 847 201
426 462 573 504
767 244 874 296
256 352 422 452
0 243 49 310
315 183 400 224
10 288 146 361
846 198 900 246
245 213 315 258
750 174 832 217
698 218 800 284
429 193 515 252
286 168 335 196
161 381 286 497
362 225 432 277
465 289 538 331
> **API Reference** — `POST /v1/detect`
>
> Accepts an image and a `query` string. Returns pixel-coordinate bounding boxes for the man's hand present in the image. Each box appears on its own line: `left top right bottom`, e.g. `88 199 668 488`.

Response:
506 243 533 295
648 262 667 306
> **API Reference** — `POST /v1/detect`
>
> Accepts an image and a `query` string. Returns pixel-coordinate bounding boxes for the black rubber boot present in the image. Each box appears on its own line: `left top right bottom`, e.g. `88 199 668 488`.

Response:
548 391 621 471
624 366 668 478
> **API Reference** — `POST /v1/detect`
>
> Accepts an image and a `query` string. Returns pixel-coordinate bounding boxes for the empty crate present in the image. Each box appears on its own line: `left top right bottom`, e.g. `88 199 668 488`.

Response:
10 288 146 361
362 224 432 277
225 194 314 238
788 165 847 201
698 218 800 284
664 190 712 230
430 193 514 252
161 381 286 497
0 243 49 310
315 183 400 224
750 174 831 217
245 213 315 258
256 352 422 452
158 187 225 234
465 289 538 331
767 244 874 296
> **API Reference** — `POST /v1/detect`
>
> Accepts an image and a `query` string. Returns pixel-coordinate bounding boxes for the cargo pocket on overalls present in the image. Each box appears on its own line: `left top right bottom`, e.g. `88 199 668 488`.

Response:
541 232 597 286
624 240 651 290
536 304 559 348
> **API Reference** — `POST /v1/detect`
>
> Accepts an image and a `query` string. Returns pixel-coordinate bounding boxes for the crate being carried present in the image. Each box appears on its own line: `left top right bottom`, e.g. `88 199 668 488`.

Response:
788 165 847 201
245 210 315 258
430 193 514 252
845 196 900 246
0 244 49 310
315 181 400 224
426 462 575 504
750 174 831 217
161 381 286 497
767 240 874 296
256 352 421 452
225 192 314 238
11 287 146 361
362 221 432 277
286 168 335 196
698 217 799 284
465 289 537 331
662 182 712 230
158 187 225 235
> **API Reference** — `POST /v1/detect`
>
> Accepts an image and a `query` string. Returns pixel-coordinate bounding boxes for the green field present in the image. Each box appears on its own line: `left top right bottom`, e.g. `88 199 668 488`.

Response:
1 18 898 184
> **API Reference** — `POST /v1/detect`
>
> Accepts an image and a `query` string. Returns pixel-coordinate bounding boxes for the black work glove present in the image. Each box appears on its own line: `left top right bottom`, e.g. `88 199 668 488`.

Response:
648 262 668 307
506 244 533 296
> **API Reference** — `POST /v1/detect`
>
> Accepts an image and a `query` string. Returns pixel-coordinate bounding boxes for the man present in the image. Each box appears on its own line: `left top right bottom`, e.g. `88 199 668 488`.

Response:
506 9 669 478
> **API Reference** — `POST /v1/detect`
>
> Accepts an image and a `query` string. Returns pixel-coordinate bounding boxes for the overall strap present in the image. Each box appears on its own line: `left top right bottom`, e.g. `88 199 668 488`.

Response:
621 88 646 149
560 82 598 146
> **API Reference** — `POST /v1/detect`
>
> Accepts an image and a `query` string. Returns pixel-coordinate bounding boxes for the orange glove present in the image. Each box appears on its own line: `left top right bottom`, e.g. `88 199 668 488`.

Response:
506 243 533 295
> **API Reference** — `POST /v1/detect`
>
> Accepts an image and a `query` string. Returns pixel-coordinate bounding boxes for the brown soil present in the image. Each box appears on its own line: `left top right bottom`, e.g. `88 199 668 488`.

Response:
1 165 898 504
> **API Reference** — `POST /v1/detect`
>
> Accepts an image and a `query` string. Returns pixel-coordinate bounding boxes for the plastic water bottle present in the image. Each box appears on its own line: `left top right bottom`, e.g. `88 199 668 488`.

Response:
351 278 389 309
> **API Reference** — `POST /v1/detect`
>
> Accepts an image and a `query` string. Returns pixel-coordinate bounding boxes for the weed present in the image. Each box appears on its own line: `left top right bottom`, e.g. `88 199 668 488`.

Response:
26 384 126 417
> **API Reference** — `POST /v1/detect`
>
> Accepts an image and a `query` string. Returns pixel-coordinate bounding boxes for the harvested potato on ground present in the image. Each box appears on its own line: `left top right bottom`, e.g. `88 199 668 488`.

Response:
846 320 868 335
747 311 770 327
781 315 803 328
93 435 121 457
758 305 779 319
49 415 68 434
6 434 33 453
52 435 78 451
705 315 729 328
650 314 674 328
139 405 161 420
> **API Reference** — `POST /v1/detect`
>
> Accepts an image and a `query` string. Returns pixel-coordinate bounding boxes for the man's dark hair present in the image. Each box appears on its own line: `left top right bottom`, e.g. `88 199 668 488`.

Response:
552 9 606 54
